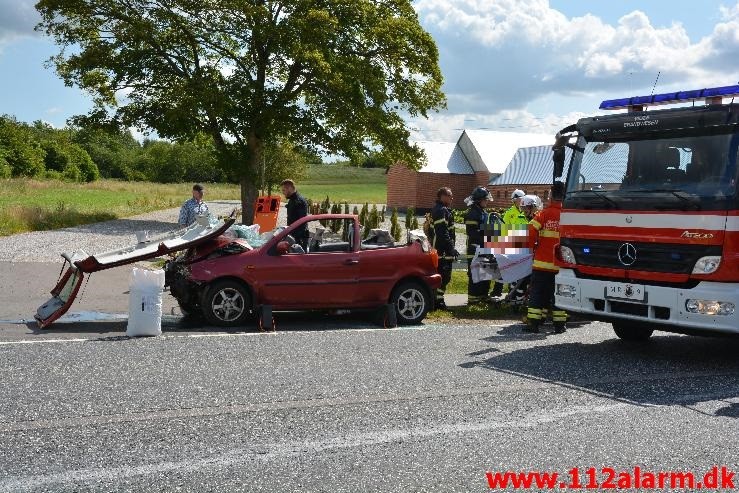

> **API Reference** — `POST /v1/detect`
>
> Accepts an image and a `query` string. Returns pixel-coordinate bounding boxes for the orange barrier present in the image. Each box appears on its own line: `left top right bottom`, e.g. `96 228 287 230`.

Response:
253 195 281 232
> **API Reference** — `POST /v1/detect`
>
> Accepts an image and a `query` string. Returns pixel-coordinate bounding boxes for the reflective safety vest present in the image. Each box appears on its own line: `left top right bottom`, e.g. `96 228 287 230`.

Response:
529 201 562 272
503 204 528 226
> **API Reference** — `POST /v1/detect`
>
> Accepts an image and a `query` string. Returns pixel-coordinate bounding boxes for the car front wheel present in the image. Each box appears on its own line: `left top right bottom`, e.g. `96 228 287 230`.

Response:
202 280 251 327
612 321 654 341
391 281 431 325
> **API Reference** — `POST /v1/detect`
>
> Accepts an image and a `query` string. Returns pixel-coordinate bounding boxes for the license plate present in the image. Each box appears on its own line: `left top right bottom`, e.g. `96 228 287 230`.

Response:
605 282 645 301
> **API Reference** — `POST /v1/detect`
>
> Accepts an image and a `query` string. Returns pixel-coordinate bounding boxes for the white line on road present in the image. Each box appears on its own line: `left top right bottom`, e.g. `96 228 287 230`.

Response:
0 402 631 491
0 323 510 346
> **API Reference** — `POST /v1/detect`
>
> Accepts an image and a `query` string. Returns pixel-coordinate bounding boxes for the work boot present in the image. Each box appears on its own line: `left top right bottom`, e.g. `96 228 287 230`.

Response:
523 322 540 334
435 300 449 310
553 323 567 334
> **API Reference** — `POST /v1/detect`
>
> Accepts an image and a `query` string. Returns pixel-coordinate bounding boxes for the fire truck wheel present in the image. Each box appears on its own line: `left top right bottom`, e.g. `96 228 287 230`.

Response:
612 322 653 341
391 281 431 325
202 280 252 327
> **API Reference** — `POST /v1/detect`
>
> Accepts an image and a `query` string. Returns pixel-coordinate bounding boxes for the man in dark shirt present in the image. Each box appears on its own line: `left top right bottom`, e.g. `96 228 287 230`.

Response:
281 179 309 249
430 187 458 309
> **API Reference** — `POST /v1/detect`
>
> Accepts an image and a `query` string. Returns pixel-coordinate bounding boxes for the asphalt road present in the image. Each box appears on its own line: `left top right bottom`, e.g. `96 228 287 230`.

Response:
2 262 739 492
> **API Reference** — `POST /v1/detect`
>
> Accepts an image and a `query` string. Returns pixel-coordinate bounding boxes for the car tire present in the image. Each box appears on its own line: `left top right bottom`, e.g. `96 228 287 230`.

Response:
612 321 653 341
201 280 251 327
390 281 430 325
176 298 201 318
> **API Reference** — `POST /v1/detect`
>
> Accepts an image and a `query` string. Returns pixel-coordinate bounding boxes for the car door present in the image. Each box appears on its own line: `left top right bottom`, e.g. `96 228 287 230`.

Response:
259 217 359 308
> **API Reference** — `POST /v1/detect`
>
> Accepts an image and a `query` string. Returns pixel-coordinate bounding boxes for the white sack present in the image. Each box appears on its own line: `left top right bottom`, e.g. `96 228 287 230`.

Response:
126 267 165 337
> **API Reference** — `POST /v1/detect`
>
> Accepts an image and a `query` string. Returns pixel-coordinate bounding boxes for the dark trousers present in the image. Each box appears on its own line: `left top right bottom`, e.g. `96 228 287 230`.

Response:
467 254 490 304
436 258 453 304
527 269 567 327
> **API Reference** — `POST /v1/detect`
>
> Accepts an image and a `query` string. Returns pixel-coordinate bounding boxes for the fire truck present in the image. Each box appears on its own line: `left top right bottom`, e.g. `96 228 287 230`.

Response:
552 84 739 340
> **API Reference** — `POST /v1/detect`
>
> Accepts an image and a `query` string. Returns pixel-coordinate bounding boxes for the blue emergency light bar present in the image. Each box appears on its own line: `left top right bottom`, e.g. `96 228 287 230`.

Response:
599 84 739 110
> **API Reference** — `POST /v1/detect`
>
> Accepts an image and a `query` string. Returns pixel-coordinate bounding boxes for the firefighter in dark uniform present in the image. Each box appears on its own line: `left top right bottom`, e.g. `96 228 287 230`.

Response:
525 181 568 334
464 186 496 305
431 187 458 309
281 179 309 249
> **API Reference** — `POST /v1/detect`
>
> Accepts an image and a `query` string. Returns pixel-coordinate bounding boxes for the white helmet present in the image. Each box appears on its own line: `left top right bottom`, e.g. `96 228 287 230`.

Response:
521 195 540 208
511 189 526 200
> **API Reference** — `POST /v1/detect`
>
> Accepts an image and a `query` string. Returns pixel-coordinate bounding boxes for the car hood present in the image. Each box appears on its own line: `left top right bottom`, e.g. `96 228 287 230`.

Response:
35 216 235 328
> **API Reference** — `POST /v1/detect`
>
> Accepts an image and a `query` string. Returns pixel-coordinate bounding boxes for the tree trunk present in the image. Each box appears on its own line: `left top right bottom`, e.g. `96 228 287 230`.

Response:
240 175 258 225
240 132 263 225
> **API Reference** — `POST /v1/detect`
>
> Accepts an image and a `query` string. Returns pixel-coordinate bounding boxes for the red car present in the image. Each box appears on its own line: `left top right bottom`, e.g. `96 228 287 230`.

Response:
165 214 442 326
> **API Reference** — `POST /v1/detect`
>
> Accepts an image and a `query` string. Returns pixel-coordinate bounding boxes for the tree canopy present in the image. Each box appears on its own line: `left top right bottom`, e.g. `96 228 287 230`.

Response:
36 0 446 221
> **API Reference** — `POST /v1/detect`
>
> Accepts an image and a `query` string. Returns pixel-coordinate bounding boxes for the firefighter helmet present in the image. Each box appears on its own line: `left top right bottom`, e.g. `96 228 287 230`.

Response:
470 186 493 202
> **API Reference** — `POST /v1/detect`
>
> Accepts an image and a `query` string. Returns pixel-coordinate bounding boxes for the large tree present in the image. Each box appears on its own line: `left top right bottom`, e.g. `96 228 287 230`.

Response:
36 0 446 221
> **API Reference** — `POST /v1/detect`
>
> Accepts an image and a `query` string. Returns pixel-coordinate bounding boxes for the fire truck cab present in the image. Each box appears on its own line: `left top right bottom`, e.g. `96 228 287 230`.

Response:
553 85 739 340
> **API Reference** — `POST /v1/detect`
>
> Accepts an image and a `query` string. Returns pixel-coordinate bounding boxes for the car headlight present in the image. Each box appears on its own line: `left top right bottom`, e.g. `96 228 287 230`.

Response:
692 256 721 274
560 246 577 265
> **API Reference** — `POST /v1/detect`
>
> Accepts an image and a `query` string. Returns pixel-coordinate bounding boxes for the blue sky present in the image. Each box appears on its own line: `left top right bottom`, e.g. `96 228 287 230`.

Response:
1 0 738 144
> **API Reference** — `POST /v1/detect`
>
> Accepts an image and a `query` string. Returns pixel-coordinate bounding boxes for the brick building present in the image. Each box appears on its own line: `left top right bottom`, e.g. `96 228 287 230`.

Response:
387 130 553 211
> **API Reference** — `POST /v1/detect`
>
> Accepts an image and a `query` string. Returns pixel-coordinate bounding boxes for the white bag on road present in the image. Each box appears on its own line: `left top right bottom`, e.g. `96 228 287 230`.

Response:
126 267 165 337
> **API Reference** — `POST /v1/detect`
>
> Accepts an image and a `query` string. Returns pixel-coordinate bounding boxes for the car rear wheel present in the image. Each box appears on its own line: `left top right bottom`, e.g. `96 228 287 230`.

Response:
202 280 251 327
391 281 430 325
613 321 653 341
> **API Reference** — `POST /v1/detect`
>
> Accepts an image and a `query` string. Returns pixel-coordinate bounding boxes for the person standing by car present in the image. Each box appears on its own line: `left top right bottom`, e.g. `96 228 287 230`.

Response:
491 189 528 298
430 187 458 310
281 179 309 249
178 183 209 227
524 182 567 334
464 186 496 305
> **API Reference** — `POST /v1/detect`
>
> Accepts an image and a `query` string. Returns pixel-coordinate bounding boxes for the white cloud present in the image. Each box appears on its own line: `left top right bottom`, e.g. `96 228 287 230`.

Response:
411 0 739 142
409 109 589 143
0 0 40 44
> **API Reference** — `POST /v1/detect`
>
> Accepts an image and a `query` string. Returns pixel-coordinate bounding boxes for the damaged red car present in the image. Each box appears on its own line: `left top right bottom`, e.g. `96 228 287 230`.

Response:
165 214 442 326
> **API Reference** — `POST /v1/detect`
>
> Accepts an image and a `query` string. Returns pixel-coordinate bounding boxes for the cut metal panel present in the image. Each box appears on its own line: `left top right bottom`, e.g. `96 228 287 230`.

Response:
35 215 236 328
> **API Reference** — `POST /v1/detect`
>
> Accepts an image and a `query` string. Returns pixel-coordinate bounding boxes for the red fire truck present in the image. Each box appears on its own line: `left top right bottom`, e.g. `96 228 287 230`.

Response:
552 84 739 341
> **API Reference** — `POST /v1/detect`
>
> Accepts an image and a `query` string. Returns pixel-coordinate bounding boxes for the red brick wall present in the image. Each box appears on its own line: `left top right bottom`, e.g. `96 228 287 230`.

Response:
387 165 491 210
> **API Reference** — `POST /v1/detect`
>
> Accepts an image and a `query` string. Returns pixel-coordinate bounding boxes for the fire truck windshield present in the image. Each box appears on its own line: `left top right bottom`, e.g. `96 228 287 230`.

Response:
564 131 739 211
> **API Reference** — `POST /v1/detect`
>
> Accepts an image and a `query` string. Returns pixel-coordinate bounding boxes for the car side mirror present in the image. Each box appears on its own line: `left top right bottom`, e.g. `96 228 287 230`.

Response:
276 241 290 255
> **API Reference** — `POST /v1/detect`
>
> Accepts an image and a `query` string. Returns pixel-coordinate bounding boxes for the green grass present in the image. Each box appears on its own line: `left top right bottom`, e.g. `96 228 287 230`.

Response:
426 303 519 322
0 166 388 236
0 179 242 236
446 270 468 295
300 166 386 204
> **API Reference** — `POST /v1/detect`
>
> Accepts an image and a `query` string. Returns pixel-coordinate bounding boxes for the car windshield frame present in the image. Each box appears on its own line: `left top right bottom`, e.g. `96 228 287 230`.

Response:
563 128 739 211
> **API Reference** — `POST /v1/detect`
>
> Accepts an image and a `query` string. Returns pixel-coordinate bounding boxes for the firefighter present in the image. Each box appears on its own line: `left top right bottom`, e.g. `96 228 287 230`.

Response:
430 187 458 309
503 189 528 225
524 181 567 334
464 186 497 305
491 189 529 298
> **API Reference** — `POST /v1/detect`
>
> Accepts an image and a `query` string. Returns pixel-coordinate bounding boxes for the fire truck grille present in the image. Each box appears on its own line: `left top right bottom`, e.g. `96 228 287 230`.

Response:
561 238 722 274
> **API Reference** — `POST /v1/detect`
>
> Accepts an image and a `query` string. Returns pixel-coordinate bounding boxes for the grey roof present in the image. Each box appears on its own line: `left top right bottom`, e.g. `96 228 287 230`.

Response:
489 145 573 185
460 130 554 175
416 141 474 174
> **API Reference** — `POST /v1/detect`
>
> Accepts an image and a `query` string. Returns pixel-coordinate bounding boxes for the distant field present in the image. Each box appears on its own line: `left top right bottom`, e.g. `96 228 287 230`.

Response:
0 166 387 236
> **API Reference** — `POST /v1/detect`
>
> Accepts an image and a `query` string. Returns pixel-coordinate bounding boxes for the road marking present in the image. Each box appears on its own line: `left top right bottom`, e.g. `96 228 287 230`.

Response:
0 338 90 346
0 323 511 346
0 402 630 490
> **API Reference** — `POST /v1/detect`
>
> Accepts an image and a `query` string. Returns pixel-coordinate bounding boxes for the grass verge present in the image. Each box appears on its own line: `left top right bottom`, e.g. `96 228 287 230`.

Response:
0 167 387 236
426 303 522 322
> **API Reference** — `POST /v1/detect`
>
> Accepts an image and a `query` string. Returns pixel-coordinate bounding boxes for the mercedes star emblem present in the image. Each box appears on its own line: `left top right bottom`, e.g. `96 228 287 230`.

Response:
618 243 637 266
